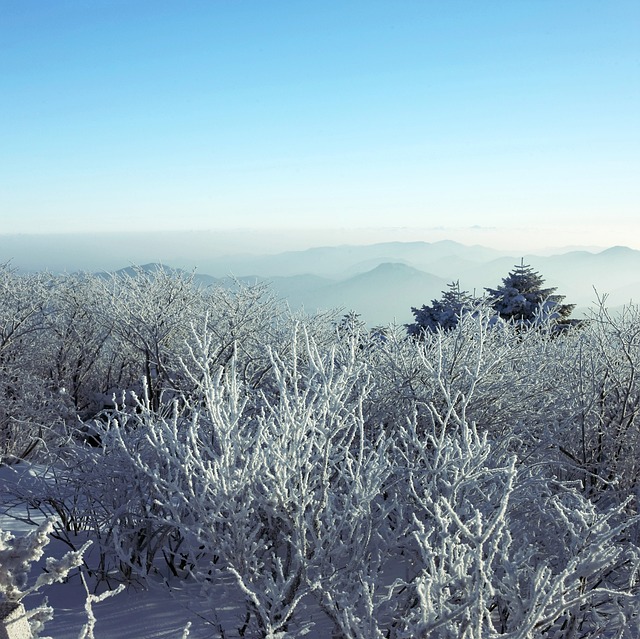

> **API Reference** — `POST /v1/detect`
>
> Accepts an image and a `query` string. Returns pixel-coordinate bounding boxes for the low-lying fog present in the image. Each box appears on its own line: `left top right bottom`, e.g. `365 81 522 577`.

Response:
2 231 638 326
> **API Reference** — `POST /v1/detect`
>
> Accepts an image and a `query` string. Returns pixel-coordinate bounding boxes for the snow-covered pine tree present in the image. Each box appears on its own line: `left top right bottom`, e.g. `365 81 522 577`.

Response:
485 260 575 325
407 281 474 337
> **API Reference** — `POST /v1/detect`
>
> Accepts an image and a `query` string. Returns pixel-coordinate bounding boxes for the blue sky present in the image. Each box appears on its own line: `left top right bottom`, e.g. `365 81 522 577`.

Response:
1 0 639 250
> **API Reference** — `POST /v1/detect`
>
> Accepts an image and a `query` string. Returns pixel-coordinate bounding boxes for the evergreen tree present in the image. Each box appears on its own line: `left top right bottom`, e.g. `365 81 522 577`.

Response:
485 260 575 325
407 281 475 337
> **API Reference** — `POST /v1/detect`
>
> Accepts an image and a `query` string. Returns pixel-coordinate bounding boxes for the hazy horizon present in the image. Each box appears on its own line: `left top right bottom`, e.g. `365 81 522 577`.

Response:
3 229 640 328
0 227 632 275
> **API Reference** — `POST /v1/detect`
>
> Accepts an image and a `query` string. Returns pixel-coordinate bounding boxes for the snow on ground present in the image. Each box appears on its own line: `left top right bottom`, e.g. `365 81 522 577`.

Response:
42 576 212 639
1 463 210 638
1 463 331 639
36 569 330 638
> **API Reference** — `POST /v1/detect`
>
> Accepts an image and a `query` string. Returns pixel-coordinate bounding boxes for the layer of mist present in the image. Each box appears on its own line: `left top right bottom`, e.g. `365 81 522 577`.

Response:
2 232 638 326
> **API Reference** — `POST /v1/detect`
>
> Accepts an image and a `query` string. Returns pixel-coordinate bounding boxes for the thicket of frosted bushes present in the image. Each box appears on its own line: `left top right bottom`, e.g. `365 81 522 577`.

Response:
1 264 639 638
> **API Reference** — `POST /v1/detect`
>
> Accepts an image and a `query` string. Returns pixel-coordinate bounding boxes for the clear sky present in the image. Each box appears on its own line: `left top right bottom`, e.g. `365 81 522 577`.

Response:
1 0 639 251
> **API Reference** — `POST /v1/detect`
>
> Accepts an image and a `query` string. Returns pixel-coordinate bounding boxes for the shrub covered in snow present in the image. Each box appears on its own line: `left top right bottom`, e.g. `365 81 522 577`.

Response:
1 267 640 638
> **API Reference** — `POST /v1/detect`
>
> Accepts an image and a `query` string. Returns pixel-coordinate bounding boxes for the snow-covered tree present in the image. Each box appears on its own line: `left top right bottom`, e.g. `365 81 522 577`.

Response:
485 260 575 325
38 274 119 420
0 265 69 462
386 320 640 638
95 265 201 410
2 266 640 638
407 281 475 337
0 520 91 638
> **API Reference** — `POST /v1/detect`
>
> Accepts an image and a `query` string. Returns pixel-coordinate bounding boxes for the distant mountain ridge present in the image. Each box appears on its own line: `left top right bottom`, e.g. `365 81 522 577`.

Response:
196 241 640 320
93 240 640 326
4 235 639 326
196 240 509 278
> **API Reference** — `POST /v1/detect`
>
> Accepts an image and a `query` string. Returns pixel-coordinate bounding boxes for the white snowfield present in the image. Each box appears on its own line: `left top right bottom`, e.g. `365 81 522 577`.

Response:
0 465 216 639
